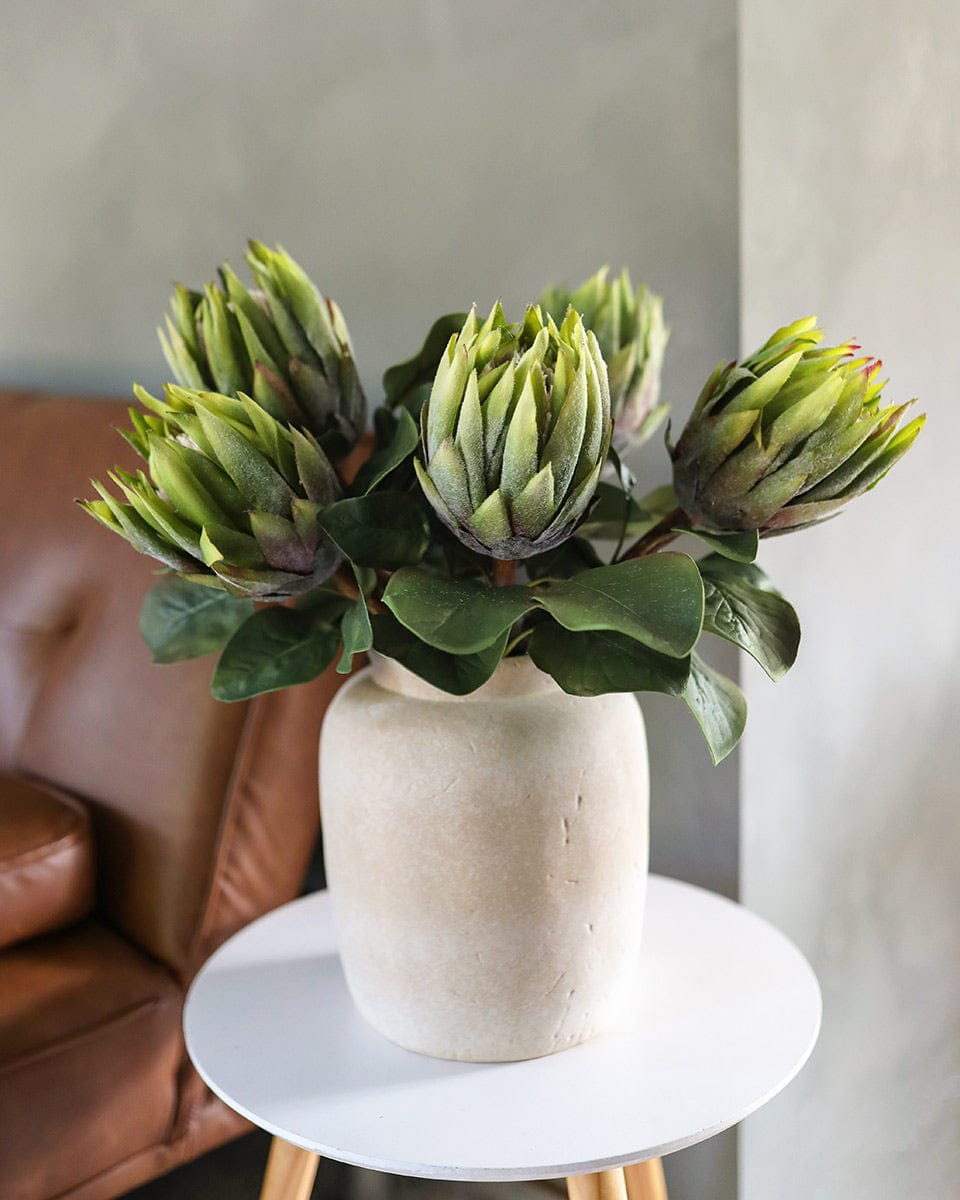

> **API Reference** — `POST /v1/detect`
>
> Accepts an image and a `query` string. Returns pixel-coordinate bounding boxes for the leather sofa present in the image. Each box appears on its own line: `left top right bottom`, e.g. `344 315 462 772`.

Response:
0 390 347 1200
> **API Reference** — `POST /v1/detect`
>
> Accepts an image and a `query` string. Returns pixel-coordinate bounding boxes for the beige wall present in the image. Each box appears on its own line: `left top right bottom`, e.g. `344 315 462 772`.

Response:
739 2 960 1197
0 4 739 1198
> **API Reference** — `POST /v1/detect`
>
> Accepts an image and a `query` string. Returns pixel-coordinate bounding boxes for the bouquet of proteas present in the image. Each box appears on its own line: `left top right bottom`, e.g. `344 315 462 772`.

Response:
82 243 923 763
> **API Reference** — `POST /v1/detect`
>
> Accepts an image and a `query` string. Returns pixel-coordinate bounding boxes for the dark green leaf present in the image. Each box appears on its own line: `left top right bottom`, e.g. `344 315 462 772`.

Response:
382 568 536 654
683 528 759 563
350 406 420 496
370 613 508 695
139 575 254 663
294 589 352 621
699 554 800 680
524 537 602 581
383 313 468 410
681 653 747 764
211 608 339 701
606 445 637 491
528 623 690 697
319 492 429 569
535 553 704 658
635 483 679 516
575 482 658 541
337 563 375 674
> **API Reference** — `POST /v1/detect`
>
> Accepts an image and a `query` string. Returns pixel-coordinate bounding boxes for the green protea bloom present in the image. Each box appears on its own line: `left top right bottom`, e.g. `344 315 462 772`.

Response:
540 266 668 449
80 384 342 598
671 317 925 534
414 303 612 559
159 241 365 453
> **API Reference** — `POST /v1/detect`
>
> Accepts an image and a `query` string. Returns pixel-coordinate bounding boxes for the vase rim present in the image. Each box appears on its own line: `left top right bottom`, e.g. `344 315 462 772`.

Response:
367 651 563 702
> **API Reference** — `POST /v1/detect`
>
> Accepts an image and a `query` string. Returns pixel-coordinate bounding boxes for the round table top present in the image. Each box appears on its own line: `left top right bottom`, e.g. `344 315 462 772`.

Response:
183 876 820 1182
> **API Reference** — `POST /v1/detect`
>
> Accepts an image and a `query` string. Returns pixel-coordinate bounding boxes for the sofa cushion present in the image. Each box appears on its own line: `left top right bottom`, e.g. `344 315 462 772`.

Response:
0 774 95 951
0 920 183 1200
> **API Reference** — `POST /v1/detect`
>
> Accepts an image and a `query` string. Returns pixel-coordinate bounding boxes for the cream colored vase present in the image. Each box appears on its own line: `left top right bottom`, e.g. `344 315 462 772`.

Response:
319 652 649 1062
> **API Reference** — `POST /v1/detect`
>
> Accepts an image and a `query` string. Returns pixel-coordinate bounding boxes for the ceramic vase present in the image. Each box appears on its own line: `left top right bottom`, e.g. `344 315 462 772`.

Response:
319 652 649 1062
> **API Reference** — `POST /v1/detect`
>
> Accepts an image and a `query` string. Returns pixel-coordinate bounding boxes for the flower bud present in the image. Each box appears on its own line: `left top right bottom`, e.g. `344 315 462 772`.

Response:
81 384 343 598
414 304 612 559
158 241 365 455
671 317 924 533
541 266 668 449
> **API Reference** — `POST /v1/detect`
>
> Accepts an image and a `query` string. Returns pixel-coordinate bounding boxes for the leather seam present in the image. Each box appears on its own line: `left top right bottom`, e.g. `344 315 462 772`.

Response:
184 695 266 978
44 1101 250 1200
0 993 171 1076
0 825 87 871
168 698 266 1139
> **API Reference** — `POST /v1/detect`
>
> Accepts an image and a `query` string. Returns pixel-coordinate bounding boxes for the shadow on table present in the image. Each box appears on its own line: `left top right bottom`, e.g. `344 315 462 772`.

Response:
192 951 481 1106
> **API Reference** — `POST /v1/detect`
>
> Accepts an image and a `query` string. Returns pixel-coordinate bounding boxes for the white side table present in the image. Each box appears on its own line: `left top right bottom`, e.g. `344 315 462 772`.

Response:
184 876 820 1200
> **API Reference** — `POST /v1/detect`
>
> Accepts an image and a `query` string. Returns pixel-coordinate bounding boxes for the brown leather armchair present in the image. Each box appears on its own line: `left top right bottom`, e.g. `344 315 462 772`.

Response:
0 390 345 1200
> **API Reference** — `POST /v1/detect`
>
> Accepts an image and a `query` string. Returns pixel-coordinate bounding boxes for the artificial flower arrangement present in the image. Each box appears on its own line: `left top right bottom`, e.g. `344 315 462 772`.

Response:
81 243 924 764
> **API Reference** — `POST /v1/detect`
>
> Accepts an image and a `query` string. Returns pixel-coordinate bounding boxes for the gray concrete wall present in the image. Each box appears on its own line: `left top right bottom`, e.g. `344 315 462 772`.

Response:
0 4 740 1198
739 2 960 1196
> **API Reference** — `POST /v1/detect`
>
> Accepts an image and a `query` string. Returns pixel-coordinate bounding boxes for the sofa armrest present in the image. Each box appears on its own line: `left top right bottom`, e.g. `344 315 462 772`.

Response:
0 774 95 950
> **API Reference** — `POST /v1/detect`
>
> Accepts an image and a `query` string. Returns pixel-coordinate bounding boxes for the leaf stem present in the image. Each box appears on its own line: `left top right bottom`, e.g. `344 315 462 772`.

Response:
618 507 689 561
504 626 534 656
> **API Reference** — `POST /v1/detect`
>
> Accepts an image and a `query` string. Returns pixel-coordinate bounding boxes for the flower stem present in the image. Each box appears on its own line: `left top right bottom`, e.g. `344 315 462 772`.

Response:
332 565 360 602
491 558 518 586
618 507 689 561
332 564 384 613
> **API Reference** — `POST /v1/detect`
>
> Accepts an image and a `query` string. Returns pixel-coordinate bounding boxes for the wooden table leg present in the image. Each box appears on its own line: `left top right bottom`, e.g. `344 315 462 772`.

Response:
567 1168 629 1200
624 1159 668 1200
260 1136 320 1200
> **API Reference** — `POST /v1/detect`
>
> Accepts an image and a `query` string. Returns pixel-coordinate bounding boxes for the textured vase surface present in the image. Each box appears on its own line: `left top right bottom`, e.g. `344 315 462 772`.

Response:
319 652 649 1062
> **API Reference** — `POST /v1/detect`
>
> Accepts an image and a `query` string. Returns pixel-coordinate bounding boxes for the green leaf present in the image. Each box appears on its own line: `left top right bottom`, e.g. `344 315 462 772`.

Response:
536 554 704 658
382 568 535 654
370 613 508 695
606 444 637 492
528 623 690 697
524 537 602 582
576 481 657 540
635 483 678 516
211 608 340 701
351 406 420 496
294 589 352 622
698 554 800 680
681 653 747 764
383 313 469 410
319 492 430 568
337 563 375 674
139 575 254 663
683 528 759 563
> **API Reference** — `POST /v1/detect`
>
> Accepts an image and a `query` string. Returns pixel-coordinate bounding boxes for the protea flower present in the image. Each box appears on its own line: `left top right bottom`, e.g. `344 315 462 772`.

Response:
414 303 612 559
671 317 925 534
80 384 342 598
159 241 365 453
540 266 668 449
